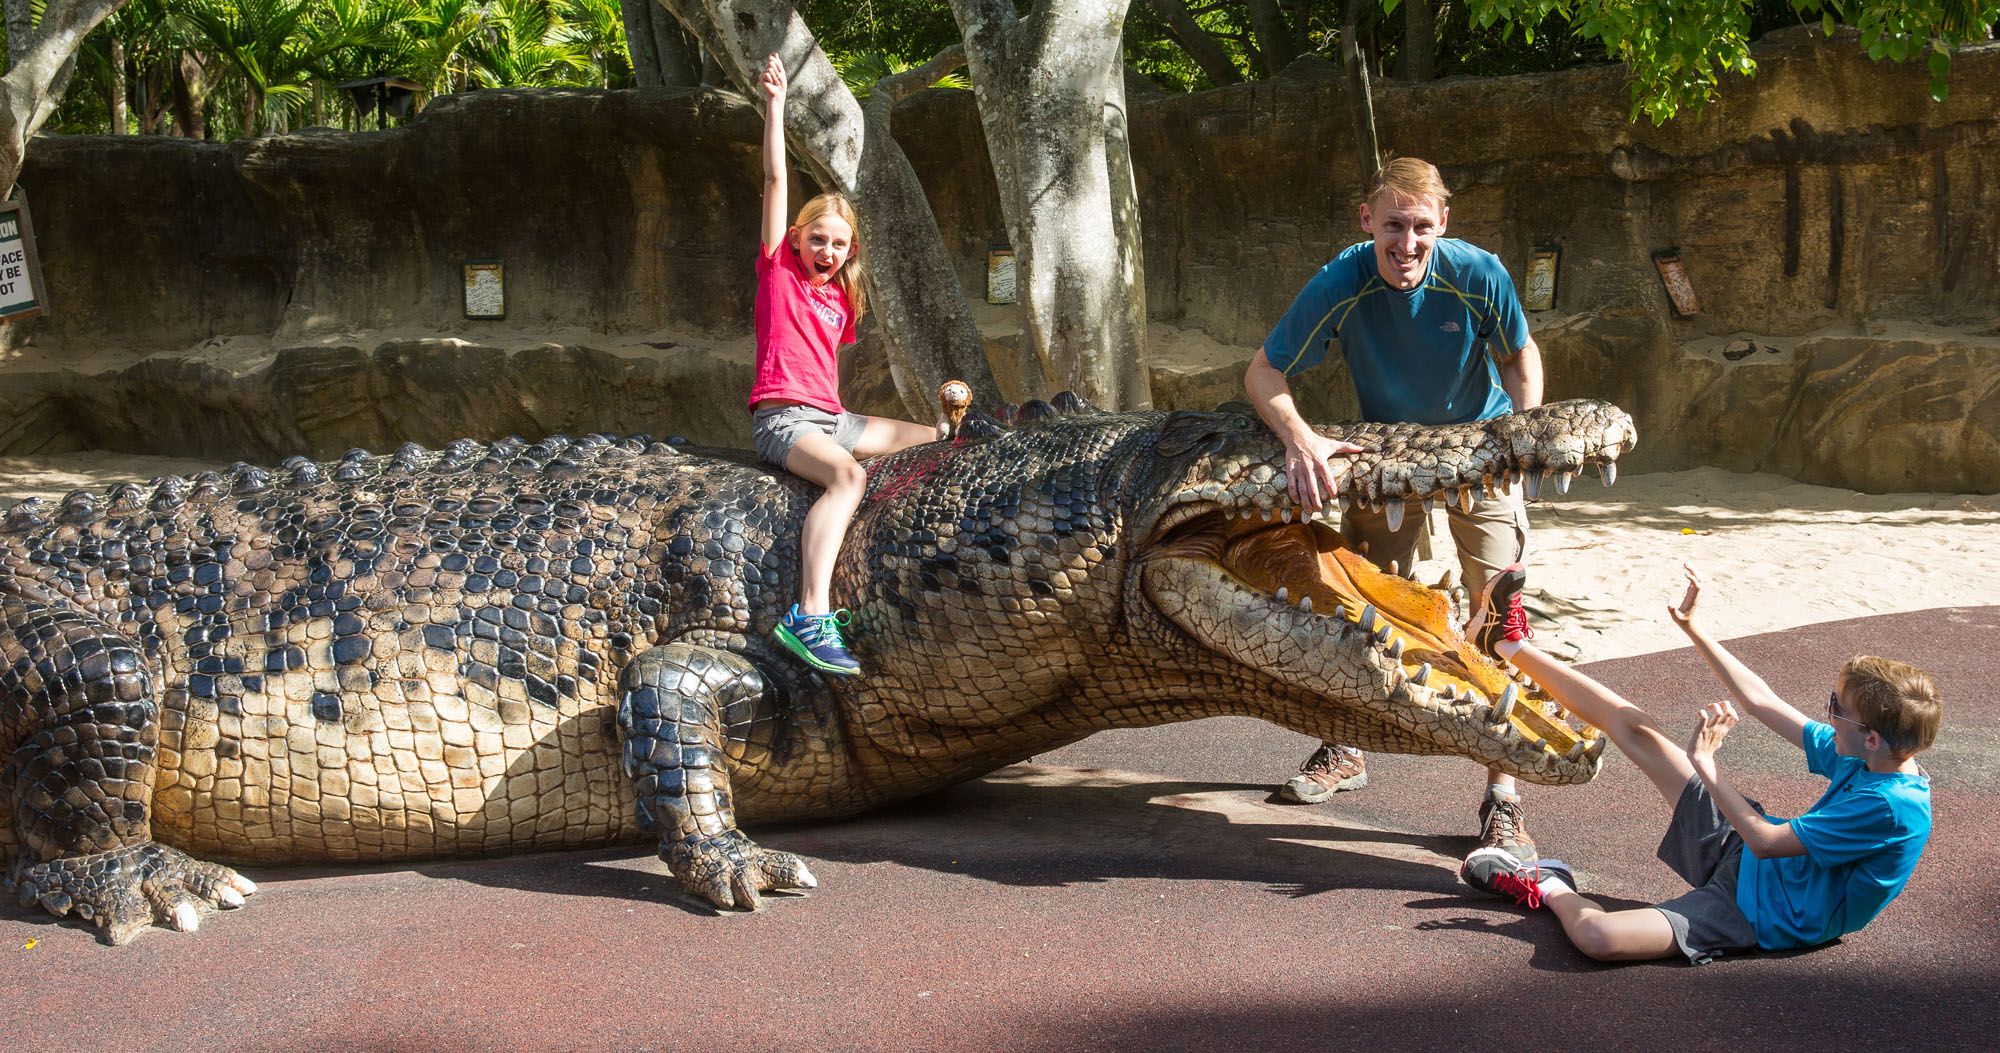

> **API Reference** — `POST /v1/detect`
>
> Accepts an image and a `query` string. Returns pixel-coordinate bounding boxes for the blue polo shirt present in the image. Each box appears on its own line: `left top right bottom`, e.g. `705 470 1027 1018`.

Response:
1736 721 1932 949
1263 239 1529 425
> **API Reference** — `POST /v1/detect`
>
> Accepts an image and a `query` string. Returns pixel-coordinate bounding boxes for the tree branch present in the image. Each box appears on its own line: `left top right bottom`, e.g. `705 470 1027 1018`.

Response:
1143 0 1243 86
874 42 966 106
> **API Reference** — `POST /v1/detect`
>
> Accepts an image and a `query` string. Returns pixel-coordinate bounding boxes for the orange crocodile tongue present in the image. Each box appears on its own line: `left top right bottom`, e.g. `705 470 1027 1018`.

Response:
1305 527 1584 754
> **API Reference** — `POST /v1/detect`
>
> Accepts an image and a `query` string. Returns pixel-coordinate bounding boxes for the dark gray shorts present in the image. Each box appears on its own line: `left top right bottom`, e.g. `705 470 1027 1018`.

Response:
751 404 867 467
1652 775 1762 965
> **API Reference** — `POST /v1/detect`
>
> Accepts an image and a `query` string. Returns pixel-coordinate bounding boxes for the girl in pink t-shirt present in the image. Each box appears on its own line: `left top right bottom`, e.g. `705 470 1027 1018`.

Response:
752 54 939 677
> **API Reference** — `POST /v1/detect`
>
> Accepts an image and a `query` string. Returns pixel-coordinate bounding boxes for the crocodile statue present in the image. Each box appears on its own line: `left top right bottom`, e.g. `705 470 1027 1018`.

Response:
0 397 1634 943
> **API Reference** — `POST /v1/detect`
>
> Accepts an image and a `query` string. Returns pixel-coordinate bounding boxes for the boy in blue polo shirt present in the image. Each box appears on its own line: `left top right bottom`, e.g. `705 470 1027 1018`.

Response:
1458 563 1940 964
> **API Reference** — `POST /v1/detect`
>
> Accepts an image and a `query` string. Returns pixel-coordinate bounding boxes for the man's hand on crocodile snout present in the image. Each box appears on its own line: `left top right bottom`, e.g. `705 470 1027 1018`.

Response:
666 830 818 911
1285 434 1367 511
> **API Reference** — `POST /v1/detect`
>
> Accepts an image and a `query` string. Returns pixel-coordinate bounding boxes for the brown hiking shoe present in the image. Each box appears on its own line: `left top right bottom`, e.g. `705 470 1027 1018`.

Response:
1477 792 1538 862
1281 744 1369 803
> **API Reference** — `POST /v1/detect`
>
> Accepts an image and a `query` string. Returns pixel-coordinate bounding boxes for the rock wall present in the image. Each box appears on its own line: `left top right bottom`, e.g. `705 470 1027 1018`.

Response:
8 28 1998 492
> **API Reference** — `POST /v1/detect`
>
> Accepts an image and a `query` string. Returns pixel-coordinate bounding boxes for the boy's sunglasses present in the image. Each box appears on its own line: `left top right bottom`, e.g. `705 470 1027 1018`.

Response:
1826 690 1877 735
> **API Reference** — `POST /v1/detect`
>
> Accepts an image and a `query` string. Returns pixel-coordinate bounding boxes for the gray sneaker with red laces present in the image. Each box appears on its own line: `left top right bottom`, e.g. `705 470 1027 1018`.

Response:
1464 563 1531 659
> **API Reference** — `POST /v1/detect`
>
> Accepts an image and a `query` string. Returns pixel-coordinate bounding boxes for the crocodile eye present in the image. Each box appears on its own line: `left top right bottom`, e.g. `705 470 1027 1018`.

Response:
1232 416 1253 431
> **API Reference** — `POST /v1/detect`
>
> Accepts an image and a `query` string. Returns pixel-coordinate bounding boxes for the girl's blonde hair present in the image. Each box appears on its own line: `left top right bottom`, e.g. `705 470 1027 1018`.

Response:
792 192 867 324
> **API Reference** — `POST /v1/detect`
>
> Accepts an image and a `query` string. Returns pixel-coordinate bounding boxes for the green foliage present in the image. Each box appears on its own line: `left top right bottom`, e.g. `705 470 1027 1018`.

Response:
53 0 632 136
1462 0 1999 121
51 0 1999 137
832 49 968 97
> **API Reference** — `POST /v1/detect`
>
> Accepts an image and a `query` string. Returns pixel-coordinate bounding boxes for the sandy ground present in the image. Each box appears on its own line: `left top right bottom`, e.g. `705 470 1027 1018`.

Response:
2 452 1993 663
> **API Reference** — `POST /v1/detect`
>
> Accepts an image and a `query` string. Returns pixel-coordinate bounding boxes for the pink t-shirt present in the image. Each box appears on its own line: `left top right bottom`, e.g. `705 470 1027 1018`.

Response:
749 242 857 412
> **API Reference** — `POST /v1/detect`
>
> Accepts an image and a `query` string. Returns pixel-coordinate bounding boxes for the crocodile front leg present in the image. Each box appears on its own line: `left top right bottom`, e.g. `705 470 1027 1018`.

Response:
0 593 257 944
616 643 817 910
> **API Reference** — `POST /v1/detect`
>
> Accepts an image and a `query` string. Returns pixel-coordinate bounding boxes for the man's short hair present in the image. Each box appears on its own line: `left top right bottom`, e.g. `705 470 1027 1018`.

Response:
1842 655 1942 756
1366 157 1451 208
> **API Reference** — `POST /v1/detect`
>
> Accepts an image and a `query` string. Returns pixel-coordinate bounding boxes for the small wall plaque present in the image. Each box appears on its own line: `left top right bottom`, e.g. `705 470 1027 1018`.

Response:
985 244 1016 305
1652 249 1700 317
463 259 505 320
1523 245 1559 312
0 201 48 322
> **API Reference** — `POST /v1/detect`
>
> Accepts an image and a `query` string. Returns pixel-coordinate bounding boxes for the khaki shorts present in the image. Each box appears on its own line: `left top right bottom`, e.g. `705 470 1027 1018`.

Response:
1342 490 1529 593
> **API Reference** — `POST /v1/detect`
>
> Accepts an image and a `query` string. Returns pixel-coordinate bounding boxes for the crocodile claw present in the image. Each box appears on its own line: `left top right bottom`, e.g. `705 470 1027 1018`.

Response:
6 843 256 945
666 830 818 912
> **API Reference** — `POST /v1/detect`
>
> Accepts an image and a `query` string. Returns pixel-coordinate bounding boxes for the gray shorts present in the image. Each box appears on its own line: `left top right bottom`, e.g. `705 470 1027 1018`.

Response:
751 404 867 467
1651 775 1762 965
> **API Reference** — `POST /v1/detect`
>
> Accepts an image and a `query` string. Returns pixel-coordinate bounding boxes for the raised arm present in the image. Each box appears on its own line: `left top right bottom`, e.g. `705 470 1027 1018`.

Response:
1687 702 1806 859
760 55 788 253
1670 564 1811 749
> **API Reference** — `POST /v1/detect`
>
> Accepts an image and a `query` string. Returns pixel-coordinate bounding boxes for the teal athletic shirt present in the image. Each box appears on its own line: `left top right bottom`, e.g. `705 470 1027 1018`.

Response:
1737 721 1932 949
1263 238 1529 425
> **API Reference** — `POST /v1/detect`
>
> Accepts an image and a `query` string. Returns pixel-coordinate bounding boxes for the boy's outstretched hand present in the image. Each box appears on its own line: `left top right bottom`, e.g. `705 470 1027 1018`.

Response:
1667 562 1702 630
1686 700 1739 772
762 54 786 101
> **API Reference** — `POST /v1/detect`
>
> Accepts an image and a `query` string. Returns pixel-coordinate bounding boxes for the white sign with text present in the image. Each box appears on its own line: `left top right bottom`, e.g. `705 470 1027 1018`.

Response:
0 204 43 320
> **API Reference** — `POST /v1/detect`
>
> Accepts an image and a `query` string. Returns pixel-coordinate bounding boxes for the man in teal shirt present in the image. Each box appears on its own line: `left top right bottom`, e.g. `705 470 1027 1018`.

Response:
1245 157 1545 862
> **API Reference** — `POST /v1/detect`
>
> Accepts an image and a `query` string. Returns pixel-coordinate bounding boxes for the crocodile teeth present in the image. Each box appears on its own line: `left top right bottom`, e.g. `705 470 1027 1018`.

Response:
1493 682 1518 723
1299 595 1312 613
1587 736 1608 761
1275 586 1288 602
1523 472 1543 500
1566 740 1589 762
1458 486 1475 512
1421 497 1435 517
1359 604 1378 632
1387 637 1404 660
1336 494 1351 514
1600 460 1618 486
1555 470 1574 495
1384 500 1405 533
1262 509 1274 522
1373 624 1392 645
1386 560 1400 576
1411 662 1431 685
1281 507 1293 523
1332 603 1347 622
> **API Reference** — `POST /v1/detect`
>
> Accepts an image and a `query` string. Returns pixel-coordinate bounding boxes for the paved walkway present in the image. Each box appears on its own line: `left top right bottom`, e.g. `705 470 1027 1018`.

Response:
5 607 1995 1051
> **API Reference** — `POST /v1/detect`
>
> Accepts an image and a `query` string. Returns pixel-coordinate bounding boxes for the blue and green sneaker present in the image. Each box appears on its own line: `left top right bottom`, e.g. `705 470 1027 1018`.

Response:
773 605 862 676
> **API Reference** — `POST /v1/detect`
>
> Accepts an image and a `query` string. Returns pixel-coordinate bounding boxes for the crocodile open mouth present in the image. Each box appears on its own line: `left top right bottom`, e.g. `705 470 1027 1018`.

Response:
1142 509 1603 783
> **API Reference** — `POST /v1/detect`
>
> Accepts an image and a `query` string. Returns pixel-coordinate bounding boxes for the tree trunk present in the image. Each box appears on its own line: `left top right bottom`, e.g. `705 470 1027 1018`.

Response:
655 0 1000 419
1402 0 1435 81
1140 0 1239 87
1103 66 1150 410
107 38 128 133
948 0 1151 411
627 0 703 87
171 51 209 140
1245 0 1296 77
1339 0 1381 188
0 0 133 196
137 56 166 134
